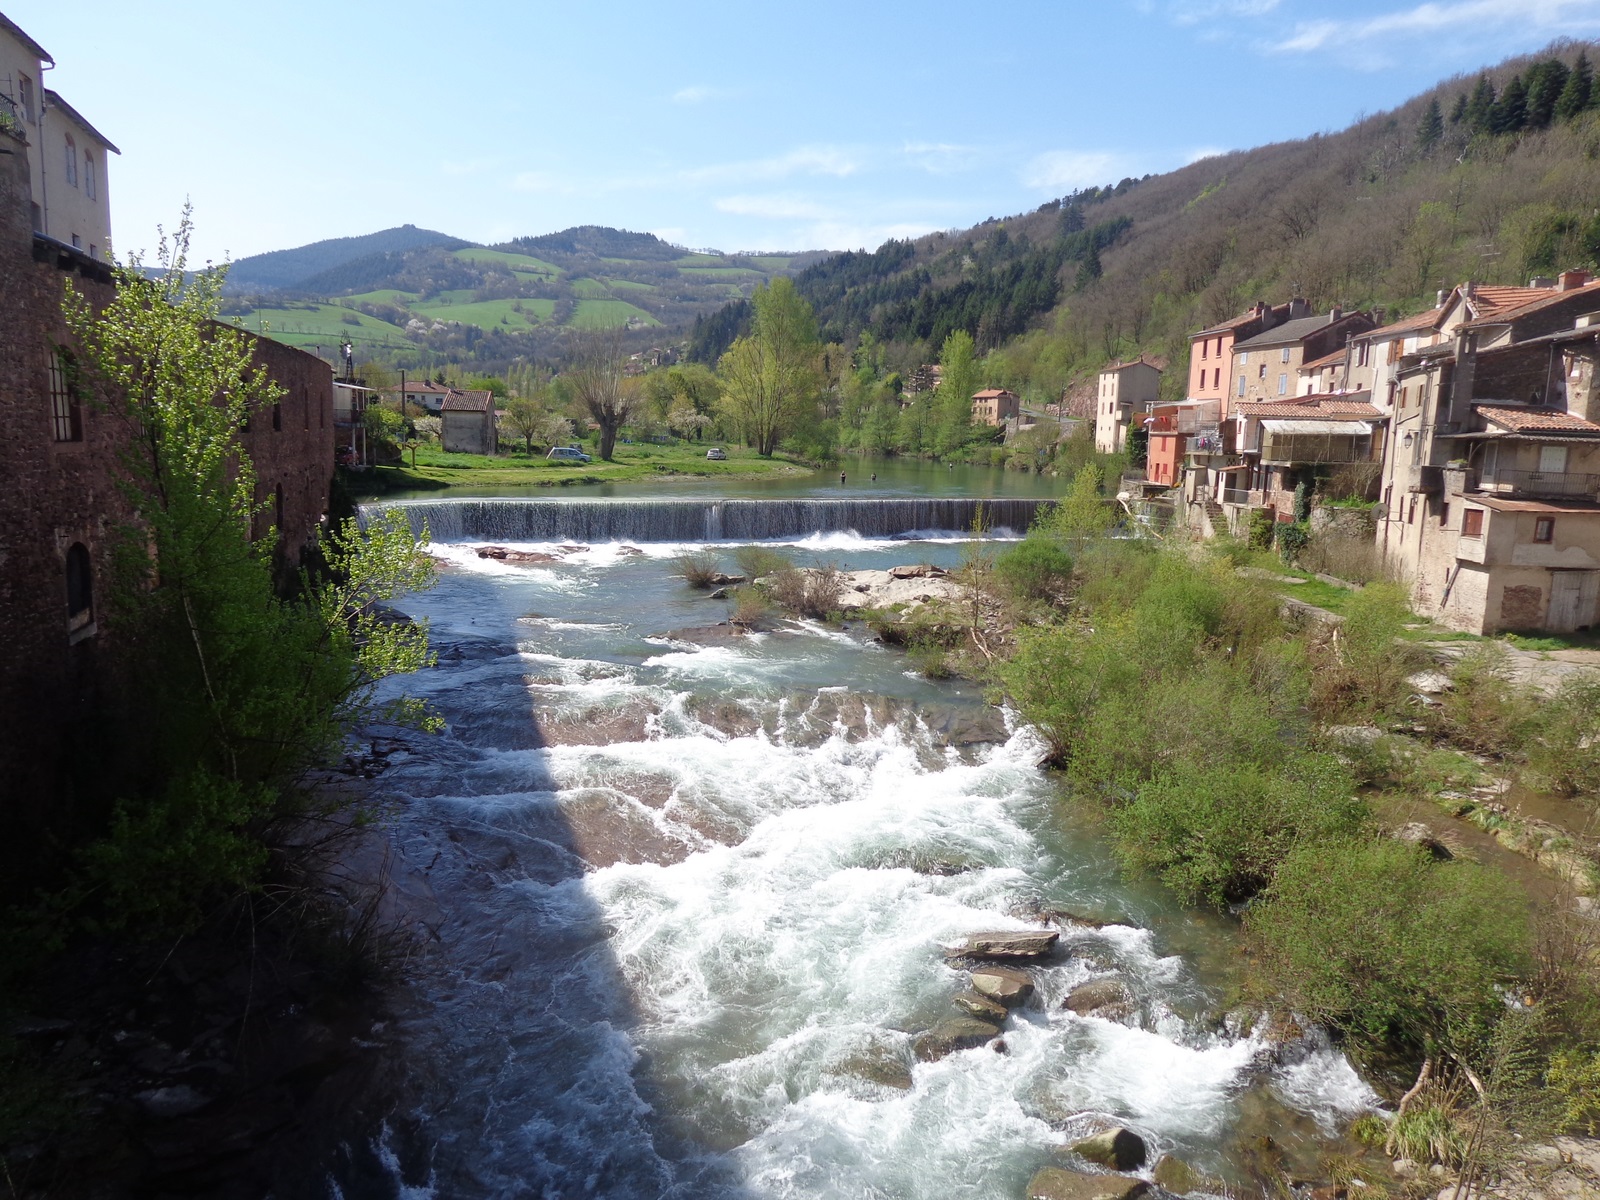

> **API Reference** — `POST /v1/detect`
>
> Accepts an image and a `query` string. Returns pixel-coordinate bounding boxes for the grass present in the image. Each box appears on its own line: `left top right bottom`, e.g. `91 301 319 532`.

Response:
569 278 614 299
678 266 766 280
1503 630 1600 653
451 247 562 275
342 443 811 497
572 299 660 328
226 304 412 349
409 297 554 329
339 288 419 306
603 278 659 294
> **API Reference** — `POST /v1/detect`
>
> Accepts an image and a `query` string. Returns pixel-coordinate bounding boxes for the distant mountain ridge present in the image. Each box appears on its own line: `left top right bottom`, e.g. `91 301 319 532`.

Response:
227 224 470 292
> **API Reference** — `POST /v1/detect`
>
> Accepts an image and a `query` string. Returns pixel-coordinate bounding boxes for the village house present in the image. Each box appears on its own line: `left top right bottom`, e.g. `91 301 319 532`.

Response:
441 389 498 453
1 13 117 258
0 13 335 892
1377 273 1600 633
1230 307 1376 405
1229 393 1386 515
387 379 459 414
971 387 1020 427
1092 358 1161 454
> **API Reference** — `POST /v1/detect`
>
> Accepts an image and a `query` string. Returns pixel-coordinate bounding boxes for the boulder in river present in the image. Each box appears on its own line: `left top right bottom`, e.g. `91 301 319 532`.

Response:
968 965 1034 1006
1072 1127 1148 1171
1151 1154 1216 1195
912 1017 1000 1061
476 546 559 563
1026 1167 1150 1200
949 929 1059 960
1063 979 1135 1022
951 989 1008 1022
708 572 746 585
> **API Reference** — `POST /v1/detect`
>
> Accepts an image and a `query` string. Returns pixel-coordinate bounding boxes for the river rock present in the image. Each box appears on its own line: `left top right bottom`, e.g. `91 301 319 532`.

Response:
949 929 1059 960
1393 822 1454 860
834 1046 914 1091
476 546 559 563
1072 1127 1148 1171
968 965 1034 1006
912 1017 1000 1061
1026 1167 1150 1200
708 587 729 599
890 563 945 579
1151 1154 1214 1195
951 989 1009 1022
1063 979 1134 1021
708 572 746 585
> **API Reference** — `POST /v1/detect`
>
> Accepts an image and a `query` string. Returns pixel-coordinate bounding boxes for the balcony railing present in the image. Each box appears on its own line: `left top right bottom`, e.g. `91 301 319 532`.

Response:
1259 433 1373 465
1221 487 1253 506
1478 468 1600 499
0 91 18 132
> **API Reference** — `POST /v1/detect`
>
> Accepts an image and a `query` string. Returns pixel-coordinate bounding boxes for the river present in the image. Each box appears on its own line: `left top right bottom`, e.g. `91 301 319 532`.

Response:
340 467 1377 1199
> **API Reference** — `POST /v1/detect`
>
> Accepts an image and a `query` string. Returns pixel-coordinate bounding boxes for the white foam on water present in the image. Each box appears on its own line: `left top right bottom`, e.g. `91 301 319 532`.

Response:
1270 1027 1382 1130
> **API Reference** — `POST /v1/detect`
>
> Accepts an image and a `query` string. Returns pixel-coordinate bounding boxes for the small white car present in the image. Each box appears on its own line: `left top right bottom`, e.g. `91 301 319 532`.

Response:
705 447 728 461
547 446 592 463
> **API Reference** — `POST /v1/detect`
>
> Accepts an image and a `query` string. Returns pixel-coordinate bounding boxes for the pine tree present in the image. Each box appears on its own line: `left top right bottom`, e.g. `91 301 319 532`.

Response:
1493 74 1528 134
1556 52 1594 121
1075 245 1102 291
1465 74 1497 133
1450 93 1468 124
1526 58 1568 128
1417 97 1444 151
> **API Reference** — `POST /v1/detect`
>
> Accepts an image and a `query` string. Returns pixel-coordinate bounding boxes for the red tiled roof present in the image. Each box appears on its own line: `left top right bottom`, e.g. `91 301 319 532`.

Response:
440 390 495 413
1474 404 1600 434
972 389 1016 399
1236 394 1380 420
1470 285 1554 314
1465 281 1600 328
1356 307 1445 341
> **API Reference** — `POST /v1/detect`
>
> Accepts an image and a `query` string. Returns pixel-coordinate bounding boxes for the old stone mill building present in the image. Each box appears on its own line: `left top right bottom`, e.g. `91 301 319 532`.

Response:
0 11 336 883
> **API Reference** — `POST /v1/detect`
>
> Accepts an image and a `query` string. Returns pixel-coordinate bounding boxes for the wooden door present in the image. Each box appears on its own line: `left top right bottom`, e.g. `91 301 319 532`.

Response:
1547 571 1599 632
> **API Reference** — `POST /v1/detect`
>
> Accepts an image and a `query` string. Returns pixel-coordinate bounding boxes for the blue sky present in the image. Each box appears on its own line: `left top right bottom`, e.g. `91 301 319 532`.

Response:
15 0 1600 264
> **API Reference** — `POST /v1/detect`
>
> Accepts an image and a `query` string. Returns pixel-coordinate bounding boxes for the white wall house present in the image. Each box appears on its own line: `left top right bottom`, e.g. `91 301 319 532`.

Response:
0 12 118 257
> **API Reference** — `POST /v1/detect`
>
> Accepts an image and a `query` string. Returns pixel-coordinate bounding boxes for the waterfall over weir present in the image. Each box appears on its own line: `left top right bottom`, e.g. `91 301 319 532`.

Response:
363 496 1053 543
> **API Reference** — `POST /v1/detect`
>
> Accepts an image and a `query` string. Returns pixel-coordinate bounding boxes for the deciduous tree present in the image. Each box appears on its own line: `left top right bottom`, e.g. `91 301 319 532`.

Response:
716 278 822 456
567 327 637 460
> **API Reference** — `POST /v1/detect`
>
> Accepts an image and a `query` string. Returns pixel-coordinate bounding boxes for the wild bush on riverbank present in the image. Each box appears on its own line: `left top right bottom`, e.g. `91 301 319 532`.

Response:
675 547 722 588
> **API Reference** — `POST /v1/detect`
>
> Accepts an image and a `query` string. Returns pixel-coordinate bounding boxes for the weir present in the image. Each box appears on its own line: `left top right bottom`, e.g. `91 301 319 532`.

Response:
362 496 1054 542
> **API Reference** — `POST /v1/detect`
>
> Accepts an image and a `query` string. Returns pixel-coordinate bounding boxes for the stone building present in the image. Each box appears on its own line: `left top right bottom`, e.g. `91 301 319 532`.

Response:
1376 277 1600 633
970 388 1020 427
441 389 498 453
1 12 117 256
0 66 333 893
1092 358 1161 454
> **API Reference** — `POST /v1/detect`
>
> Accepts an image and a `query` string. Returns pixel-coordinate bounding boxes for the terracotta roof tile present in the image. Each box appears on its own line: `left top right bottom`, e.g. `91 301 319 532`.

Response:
441 390 495 413
1235 394 1379 420
1299 348 1348 373
1474 404 1600 434
1356 307 1445 341
972 389 1016 399
1464 281 1600 328
1470 285 1553 313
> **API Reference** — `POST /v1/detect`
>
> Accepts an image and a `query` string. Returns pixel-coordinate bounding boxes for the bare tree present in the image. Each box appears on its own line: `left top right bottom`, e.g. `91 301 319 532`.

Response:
567 328 637 461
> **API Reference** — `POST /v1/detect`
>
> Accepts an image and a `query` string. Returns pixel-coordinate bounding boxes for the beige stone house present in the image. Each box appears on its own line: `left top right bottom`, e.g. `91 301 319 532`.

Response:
1092 359 1161 454
1378 277 1600 633
0 13 117 257
441 390 498 454
971 388 1019 427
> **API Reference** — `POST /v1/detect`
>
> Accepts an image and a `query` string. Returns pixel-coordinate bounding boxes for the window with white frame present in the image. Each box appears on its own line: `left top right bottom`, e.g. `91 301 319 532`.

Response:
84 153 95 200
1278 373 1288 395
1281 347 1291 363
18 74 33 123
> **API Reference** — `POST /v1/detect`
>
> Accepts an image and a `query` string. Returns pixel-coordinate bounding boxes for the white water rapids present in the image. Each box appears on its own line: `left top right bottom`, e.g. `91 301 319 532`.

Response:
340 530 1378 1199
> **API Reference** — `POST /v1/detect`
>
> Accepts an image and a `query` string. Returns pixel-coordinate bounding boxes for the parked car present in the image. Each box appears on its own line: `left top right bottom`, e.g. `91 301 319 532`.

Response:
705 447 728 461
547 446 592 463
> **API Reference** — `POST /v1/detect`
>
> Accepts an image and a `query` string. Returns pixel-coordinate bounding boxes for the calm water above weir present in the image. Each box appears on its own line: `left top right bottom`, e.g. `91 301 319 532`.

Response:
345 501 1377 1199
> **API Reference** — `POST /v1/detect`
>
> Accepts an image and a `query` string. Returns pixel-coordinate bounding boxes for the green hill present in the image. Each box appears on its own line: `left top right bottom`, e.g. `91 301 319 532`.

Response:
226 224 469 292
690 42 1600 409
220 225 828 369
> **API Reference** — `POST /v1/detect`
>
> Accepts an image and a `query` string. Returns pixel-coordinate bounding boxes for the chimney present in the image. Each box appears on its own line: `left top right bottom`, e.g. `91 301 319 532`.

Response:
1330 306 1343 323
1560 269 1593 292
1436 289 1448 307
1372 306 1386 326
1530 276 1556 290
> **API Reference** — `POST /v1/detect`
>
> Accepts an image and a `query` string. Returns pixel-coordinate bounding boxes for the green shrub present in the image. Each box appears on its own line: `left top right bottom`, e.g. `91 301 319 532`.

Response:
1072 539 1161 619
1548 1047 1600 1134
994 536 1073 602
1389 1102 1471 1166
1248 509 1276 550
675 547 721 588
733 544 792 580
1429 642 1535 756
1524 676 1600 801
1110 753 1365 905
1312 581 1418 720
1276 520 1311 562
998 620 1142 766
1248 837 1533 1056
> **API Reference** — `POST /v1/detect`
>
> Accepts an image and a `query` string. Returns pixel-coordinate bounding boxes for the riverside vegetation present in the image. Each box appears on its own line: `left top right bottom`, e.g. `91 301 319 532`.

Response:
693 466 1600 1195
0 218 439 1189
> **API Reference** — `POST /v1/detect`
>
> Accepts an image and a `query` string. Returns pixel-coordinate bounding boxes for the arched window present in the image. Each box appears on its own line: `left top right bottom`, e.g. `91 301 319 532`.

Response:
84 152 96 200
66 543 93 636
63 134 78 187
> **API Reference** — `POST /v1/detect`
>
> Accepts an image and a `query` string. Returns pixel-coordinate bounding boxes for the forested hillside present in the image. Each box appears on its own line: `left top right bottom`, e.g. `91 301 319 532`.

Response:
692 42 1600 409
225 225 469 292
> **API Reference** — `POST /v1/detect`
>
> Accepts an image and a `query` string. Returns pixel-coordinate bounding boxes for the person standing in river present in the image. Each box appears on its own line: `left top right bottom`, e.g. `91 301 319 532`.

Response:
840 472 846 484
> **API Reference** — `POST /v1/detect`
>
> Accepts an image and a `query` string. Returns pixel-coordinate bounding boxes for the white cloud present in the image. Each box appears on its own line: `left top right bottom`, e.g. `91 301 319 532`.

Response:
900 141 981 175
1020 150 1130 192
799 220 940 253
682 145 864 185
1270 0 1600 57
671 85 719 104
1168 0 1280 25
714 194 837 220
